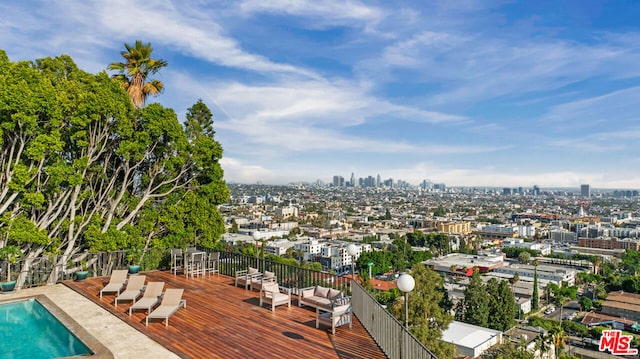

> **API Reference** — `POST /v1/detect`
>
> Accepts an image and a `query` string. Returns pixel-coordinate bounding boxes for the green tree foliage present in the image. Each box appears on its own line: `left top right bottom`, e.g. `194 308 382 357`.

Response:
620 250 640 275
517 251 531 264
433 205 446 217
0 50 228 285
482 339 534 359
405 231 451 256
503 247 540 259
579 296 593 311
464 275 516 331
462 269 489 327
392 264 454 358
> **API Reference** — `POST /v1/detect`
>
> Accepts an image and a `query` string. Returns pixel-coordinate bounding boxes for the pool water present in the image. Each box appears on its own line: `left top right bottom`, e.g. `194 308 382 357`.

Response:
0 298 91 358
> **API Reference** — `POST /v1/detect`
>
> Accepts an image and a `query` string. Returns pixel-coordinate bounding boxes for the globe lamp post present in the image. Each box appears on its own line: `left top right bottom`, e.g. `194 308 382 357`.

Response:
347 243 358 291
396 273 415 329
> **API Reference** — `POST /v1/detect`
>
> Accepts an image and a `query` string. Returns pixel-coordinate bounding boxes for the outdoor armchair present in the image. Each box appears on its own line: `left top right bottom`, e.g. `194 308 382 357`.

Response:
235 267 261 290
259 282 291 312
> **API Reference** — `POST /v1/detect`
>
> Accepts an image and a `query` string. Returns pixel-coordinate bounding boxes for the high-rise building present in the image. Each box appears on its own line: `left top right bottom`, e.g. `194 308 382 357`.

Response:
581 184 590 198
332 175 344 187
376 174 381 187
350 172 356 187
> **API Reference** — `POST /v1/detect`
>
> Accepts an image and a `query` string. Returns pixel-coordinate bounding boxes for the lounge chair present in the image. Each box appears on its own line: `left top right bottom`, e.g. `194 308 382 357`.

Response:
99 269 129 298
114 275 146 306
259 282 291 312
145 288 187 327
129 281 165 316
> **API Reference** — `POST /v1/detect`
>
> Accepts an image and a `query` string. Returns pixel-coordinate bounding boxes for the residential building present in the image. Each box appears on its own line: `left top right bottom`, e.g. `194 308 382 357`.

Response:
436 221 472 234
275 206 298 218
264 239 296 256
502 238 551 255
293 238 324 261
494 264 577 286
441 321 502 358
578 236 640 251
503 326 555 359
601 291 640 322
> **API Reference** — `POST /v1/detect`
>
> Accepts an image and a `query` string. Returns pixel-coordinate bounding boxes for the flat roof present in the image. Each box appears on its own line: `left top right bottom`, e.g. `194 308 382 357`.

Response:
441 321 502 349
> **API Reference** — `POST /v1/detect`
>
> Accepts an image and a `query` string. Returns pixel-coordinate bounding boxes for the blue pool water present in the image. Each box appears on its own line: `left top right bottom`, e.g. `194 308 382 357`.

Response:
0 298 91 358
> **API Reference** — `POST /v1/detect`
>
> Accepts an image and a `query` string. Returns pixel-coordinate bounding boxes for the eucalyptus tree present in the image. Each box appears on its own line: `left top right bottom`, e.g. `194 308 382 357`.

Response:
108 41 168 108
0 51 228 286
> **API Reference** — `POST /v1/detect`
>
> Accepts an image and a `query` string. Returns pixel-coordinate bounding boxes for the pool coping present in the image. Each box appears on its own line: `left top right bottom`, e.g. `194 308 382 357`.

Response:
0 294 113 359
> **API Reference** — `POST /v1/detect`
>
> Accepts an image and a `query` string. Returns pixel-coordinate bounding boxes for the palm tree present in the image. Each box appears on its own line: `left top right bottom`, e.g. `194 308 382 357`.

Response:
108 40 168 108
534 332 554 359
551 326 566 359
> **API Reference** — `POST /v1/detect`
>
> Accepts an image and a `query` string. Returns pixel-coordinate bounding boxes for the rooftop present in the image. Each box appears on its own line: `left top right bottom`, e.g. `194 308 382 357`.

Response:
64 270 387 359
441 321 502 349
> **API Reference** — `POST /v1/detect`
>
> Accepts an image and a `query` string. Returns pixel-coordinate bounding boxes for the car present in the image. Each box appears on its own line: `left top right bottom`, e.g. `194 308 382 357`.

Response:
564 312 577 320
544 307 556 315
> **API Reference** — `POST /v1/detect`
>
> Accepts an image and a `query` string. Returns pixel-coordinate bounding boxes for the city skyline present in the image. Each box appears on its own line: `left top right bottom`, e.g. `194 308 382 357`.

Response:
3 2 640 188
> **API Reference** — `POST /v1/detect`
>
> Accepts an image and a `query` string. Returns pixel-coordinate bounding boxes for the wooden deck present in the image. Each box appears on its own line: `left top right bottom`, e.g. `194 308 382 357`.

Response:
64 270 387 359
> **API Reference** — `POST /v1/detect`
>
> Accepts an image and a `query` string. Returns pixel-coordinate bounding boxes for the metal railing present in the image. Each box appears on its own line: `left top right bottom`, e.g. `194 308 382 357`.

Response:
1 248 168 288
5 247 436 359
205 250 349 295
351 280 438 359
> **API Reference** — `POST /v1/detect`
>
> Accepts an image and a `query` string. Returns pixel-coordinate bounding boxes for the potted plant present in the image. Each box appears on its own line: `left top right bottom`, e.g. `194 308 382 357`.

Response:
73 259 89 281
0 246 22 292
127 248 143 275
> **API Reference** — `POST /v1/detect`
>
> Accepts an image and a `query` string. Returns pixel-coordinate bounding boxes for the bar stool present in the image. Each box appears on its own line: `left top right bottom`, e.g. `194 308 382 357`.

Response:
188 252 206 278
170 248 183 275
207 252 220 277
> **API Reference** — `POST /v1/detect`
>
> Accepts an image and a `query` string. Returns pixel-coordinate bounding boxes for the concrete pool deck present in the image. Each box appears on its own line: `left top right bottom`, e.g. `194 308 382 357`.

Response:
1 284 179 359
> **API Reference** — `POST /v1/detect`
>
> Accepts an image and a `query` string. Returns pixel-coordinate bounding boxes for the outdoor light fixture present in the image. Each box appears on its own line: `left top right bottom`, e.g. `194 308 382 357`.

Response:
396 273 415 328
347 243 358 290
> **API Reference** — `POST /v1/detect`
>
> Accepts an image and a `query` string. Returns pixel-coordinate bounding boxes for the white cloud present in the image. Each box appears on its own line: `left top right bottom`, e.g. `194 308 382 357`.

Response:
170 75 480 155
540 86 640 125
375 30 640 106
96 0 318 78
238 0 385 30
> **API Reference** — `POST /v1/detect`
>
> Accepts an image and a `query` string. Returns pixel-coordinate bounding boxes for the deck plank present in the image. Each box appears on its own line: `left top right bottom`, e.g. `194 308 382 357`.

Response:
64 270 387 359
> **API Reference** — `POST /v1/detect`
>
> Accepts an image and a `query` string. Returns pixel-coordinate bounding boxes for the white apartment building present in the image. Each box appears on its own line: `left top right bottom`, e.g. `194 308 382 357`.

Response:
293 238 324 261
251 229 289 240
517 225 537 239
502 238 552 255
264 238 296 256
494 264 577 286
318 243 372 273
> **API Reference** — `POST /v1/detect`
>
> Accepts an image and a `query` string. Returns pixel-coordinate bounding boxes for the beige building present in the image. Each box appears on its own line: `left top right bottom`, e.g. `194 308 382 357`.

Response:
601 291 640 322
436 221 471 234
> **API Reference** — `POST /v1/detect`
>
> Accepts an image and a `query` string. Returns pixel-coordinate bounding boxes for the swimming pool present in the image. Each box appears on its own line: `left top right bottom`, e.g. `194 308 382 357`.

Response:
0 297 92 358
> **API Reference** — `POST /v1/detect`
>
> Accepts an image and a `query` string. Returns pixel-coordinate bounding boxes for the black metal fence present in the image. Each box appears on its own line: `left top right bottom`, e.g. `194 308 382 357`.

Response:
204 250 349 295
1 248 169 288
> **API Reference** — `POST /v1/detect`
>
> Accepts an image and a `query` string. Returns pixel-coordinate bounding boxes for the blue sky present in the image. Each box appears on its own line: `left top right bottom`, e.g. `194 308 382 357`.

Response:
3 1 640 189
